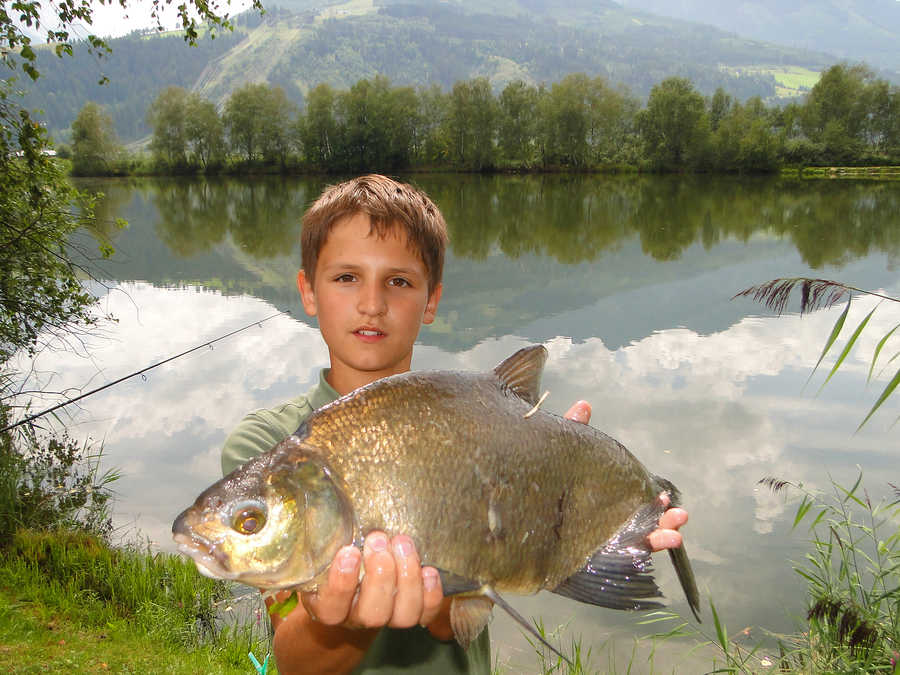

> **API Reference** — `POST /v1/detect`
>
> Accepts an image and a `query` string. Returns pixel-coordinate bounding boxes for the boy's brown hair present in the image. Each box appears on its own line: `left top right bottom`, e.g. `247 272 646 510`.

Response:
301 175 448 293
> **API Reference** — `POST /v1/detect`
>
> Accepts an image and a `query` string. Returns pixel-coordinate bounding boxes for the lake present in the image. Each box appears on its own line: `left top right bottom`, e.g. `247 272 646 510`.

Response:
23 173 900 671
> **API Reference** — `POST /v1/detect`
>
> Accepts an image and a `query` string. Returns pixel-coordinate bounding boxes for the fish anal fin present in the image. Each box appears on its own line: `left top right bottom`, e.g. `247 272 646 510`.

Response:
482 587 573 667
449 596 493 650
493 345 547 405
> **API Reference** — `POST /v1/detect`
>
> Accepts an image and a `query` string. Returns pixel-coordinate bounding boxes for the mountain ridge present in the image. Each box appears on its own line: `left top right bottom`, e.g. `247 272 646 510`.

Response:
21 0 864 142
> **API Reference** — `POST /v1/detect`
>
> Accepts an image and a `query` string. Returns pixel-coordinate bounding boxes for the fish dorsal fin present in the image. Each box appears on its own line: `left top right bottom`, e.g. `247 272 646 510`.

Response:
493 345 547 406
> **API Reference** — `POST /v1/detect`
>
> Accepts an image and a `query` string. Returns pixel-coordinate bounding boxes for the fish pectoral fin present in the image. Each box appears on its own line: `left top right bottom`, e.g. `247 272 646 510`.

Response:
449 595 493 650
493 345 547 405
435 569 482 595
552 497 667 611
481 587 573 667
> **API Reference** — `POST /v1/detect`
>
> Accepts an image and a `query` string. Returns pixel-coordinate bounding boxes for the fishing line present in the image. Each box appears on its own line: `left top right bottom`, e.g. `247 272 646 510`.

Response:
1 311 289 433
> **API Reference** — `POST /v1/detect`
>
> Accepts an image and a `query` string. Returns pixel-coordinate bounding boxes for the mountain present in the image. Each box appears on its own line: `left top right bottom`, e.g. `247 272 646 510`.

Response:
616 0 900 73
22 0 843 143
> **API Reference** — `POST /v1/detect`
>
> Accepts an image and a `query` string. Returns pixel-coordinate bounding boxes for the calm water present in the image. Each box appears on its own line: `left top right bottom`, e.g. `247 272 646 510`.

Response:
28 174 900 670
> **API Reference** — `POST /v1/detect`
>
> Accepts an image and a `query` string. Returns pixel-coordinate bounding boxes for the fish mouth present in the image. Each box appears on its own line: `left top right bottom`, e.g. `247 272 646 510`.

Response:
172 531 238 581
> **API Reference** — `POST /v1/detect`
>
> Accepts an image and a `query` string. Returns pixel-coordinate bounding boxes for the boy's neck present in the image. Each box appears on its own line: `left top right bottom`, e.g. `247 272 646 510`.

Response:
325 362 411 396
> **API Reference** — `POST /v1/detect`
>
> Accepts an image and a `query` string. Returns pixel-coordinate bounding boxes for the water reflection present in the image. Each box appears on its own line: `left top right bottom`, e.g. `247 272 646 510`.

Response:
82 175 900 268
49 175 900 670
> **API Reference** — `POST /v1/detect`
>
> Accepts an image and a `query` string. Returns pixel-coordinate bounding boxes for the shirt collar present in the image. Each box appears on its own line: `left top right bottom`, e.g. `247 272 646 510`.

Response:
309 368 340 409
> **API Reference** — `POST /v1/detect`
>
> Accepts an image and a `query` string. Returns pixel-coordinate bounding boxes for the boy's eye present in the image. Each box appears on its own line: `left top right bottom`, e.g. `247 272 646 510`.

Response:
389 277 411 288
335 274 356 283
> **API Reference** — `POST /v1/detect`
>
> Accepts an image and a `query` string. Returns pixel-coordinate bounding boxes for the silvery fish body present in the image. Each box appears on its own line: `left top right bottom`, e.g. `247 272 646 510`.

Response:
173 346 700 652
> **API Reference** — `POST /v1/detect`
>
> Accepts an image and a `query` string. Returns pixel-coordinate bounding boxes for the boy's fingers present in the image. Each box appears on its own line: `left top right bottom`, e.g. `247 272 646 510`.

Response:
388 535 424 628
650 502 688 552
418 566 445 628
649 528 682 552
563 400 591 425
301 545 361 625
659 506 688 530
349 532 396 629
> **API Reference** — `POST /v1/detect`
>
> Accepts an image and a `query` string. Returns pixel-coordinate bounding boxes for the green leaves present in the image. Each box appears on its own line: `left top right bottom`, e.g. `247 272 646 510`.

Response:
816 303 877 393
746 278 900 430
806 297 851 390
858 368 900 432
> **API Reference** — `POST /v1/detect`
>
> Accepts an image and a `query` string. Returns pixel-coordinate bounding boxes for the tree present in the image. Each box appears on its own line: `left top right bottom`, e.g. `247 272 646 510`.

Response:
0 0 260 84
416 84 449 165
0 0 260 409
298 83 337 167
71 102 122 176
257 86 297 167
0 85 101 362
147 86 189 168
585 78 638 165
637 77 711 171
224 83 296 164
543 74 591 167
498 80 538 165
185 96 225 170
446 78 497 170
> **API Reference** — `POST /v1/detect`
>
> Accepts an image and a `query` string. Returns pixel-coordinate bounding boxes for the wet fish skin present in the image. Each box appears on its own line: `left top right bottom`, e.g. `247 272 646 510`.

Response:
173 345 701 650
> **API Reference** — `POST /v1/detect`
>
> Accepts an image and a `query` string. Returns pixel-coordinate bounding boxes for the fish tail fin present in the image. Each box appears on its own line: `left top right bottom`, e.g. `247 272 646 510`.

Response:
482 587 574 668
669 543 702 622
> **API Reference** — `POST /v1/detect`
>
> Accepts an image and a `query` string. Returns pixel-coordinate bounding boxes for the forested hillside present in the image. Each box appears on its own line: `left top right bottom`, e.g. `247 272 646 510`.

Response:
23 29 244 141
617 0 900 73
21 0 837 143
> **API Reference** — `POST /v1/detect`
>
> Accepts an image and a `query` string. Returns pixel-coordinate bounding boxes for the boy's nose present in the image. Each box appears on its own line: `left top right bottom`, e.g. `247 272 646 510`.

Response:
357 283 387 316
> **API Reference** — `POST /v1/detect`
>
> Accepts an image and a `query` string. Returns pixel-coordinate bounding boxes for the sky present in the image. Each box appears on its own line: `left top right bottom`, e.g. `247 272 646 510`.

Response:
20 0 255 41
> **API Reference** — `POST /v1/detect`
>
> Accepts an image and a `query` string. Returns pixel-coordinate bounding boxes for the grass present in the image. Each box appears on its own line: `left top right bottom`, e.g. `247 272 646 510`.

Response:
0 529 273 674
0 403 273 673
723 65 821 99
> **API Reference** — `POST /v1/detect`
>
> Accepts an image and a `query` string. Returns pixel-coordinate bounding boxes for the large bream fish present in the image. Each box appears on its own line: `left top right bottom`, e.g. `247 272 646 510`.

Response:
173 346 701 658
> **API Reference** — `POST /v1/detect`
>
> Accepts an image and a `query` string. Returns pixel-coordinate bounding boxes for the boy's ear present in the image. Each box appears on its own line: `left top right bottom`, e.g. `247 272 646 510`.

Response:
422 283 443 325
297 270 318 317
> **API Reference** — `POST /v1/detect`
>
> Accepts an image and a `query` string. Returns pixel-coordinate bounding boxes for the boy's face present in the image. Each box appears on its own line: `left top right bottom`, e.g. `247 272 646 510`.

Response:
297 213 442 395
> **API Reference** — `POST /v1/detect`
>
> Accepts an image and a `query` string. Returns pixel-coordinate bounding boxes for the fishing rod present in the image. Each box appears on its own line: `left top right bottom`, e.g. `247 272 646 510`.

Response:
1 311 290 434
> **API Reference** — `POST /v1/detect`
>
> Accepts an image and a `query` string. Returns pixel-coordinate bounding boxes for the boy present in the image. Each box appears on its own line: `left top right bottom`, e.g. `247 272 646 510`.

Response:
221 175 688 674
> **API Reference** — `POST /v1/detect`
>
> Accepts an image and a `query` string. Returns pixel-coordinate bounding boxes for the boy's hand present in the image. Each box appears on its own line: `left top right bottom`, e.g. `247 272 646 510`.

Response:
300 532 446 633
563 400 689 553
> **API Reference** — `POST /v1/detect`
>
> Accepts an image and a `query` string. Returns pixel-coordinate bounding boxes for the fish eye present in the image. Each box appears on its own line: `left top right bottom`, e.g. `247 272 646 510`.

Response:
231 504 267 535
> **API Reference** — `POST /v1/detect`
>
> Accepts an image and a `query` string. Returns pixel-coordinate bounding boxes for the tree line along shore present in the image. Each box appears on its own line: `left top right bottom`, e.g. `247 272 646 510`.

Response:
65 63 899 177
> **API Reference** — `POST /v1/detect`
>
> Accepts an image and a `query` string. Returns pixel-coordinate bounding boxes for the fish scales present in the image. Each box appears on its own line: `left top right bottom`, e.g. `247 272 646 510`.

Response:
296 370 656 592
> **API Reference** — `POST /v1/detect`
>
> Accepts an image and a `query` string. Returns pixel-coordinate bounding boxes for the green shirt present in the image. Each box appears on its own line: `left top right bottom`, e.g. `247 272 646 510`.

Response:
221 369 491 674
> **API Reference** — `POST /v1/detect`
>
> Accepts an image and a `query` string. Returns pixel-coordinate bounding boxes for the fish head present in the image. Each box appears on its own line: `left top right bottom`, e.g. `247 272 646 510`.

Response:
172 439 353 590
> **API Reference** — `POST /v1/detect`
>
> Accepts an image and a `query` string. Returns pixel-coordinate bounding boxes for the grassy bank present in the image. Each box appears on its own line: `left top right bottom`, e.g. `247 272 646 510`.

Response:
0 529 272 673
782 166 900 180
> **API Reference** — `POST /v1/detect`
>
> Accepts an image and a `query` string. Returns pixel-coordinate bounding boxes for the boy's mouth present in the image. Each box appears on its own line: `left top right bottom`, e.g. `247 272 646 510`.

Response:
354 327 386 342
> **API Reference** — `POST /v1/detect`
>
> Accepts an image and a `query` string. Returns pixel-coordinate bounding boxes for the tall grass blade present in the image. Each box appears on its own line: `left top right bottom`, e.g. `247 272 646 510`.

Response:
710 600 728 656
818 305 877 394
856 366 900 432
868 322 900 383
793 495 813 529
805 298 850 391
